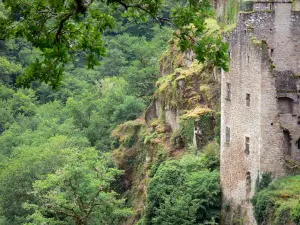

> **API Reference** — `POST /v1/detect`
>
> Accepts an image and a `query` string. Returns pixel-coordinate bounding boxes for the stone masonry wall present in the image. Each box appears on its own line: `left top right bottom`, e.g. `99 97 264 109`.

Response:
221 16 263 224
221 2 300 224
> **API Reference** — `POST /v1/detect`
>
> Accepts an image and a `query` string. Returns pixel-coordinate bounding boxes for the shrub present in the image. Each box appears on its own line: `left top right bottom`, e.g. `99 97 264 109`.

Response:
251 175 300 225
145 154 221 225
255 172 272 192
170 129 185 149
291 201 300 224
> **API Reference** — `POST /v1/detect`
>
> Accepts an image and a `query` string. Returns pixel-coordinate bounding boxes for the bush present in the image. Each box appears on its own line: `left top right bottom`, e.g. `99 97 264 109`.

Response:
291 201 300 224
251 175 300 225
251 191 274 225
145 154 221 225
170 129 185 149
255 172 272 192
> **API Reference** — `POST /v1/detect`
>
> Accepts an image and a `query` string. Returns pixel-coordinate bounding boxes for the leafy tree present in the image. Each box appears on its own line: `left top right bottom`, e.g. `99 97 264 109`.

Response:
24 148 132 225
112 96 146 124
145 154 221 225
0 101 14 134
8 89 36 117
0 136 89 225
0 56 22 85
1 0 229 87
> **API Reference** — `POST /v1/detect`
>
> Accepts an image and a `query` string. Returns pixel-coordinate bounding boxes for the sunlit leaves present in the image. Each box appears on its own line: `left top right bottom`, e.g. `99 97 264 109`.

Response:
145 154 221 225
25 148 132 225
2 0 229 87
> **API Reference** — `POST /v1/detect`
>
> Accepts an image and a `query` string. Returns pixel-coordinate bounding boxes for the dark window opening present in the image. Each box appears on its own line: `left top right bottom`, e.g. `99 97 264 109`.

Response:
226 83 231 100
270 2 275 10
298 138 300 150
278 97 293 114
246 93 250 106
283 129 292 156
271 123 273 126
247 55 250 64
298 117 300 125
270 49 274 57
226 127 230 143
245 136 250 155
246 172 251 194
228 51 231 59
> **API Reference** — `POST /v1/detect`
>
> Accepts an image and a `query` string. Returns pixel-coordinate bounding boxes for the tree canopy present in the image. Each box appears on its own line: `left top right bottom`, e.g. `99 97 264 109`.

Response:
1 0 229 88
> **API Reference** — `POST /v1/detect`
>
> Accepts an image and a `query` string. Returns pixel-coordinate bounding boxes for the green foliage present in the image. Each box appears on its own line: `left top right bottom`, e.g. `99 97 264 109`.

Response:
179 108 214 148
225 0 238 24
201 142 220 170
144 131 159 145
0 136 87 225
251 191 274 225
112 96 146 123
251 175 300 225
145 153 221 225
197 113 214 148
170 129 185 149
0 9 174 223
148 146 168 177
180 118 195 146
0 1 230 224
24 148 132 225
112 120 145 148
213 112 221 145
0 56 22 85
2 0 229 87
8 89 37 117
291 201 300 224
255 172 272 192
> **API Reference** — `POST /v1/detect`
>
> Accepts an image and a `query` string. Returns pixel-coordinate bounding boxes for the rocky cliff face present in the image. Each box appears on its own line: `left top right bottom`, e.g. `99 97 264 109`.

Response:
145 20 222 151
111 19 224 224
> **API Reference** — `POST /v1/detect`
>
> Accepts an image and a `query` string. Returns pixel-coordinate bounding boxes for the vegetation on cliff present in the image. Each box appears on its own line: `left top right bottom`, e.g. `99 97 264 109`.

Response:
0 0 226 222
4 1 300 225
252 175 300 225
0 8 173 223
108 17 224 224
111 116 221 224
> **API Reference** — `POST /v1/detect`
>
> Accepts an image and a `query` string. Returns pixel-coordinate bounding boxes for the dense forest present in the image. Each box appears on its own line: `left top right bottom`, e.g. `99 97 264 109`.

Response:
0 0 224 224
1 0 300 225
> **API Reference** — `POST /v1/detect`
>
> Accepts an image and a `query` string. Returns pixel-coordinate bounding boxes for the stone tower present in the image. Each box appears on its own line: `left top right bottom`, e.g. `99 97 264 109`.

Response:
220 1 300 224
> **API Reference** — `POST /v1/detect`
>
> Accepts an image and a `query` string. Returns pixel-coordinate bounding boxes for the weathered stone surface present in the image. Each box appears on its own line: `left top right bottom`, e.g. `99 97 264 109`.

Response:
221 2 300 224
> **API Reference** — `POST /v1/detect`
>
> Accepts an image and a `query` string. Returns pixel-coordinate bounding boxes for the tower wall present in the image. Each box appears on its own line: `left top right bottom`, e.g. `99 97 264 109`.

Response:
221 2 300 224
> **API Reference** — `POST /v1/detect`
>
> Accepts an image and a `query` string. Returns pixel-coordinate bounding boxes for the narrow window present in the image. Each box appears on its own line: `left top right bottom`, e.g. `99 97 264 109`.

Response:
245 136 250 154
226 127 230 143
283 130 292 156
247 55 250 64
297 117 300 125
270 49 274 57
246 172 251 194
246 93 250 106
298 138 300 150
226 83 231 100
270 2 274 10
